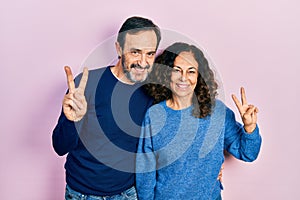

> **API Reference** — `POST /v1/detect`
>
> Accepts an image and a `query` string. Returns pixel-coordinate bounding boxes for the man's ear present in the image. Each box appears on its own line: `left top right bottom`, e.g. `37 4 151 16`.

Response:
115 42 122 58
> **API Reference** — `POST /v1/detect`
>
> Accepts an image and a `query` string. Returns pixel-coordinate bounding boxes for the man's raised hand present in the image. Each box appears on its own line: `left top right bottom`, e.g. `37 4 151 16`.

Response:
63 66 89 122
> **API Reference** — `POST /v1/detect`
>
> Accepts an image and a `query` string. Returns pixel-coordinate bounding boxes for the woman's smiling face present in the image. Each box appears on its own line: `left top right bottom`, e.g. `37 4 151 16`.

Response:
170 51 199 100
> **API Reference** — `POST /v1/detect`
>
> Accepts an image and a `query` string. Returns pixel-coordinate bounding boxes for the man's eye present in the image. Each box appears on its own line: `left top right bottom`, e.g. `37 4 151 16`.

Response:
147 52 155 57
131 51 139 56
189 70 196 74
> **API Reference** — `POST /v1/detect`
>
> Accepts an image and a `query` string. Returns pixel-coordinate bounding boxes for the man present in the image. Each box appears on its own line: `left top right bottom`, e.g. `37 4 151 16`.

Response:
52 16 161 199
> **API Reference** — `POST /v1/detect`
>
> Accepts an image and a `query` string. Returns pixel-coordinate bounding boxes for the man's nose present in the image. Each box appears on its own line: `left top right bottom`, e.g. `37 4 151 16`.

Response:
137 54 148 68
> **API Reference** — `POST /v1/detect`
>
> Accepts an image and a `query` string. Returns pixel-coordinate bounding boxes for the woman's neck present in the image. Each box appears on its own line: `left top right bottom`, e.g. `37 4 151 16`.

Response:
166 96 193 110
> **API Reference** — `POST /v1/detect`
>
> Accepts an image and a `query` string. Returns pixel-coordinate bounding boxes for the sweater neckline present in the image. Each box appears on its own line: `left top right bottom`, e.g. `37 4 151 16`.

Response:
107 66 142 88
163 100 193 112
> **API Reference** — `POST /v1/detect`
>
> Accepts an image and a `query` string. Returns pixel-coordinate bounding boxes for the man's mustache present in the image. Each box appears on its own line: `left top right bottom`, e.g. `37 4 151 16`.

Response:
130 63 150 70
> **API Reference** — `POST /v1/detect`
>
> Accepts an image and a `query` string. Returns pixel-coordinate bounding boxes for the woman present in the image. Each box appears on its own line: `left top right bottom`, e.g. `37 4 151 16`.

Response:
136 42 262 200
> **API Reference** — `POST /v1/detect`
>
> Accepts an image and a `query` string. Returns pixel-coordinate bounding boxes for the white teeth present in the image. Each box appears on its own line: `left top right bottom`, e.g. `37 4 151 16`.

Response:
134 68 145 72
177 84 189 88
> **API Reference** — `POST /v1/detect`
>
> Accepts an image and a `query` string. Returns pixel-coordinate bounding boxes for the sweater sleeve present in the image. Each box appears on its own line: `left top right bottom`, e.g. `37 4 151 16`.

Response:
224 107 262 162
52 73 84 156
52 110 79 156
136 111 156 200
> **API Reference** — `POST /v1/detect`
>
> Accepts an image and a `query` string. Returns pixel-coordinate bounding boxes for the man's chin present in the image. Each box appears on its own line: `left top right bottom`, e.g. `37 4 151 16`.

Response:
132 77 147 83
129 73 148 83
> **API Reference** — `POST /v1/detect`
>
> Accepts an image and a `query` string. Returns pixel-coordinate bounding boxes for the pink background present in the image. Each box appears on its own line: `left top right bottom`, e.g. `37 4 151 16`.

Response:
1 0 299 199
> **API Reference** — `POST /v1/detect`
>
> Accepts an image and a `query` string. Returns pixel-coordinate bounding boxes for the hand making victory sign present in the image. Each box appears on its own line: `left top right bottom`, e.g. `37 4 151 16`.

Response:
232 87 259 133
63 66 89 122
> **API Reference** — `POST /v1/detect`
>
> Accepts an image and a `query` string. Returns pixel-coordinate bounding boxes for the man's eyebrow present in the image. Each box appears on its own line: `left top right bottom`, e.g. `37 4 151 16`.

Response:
130 48 142 52
147 50 156 54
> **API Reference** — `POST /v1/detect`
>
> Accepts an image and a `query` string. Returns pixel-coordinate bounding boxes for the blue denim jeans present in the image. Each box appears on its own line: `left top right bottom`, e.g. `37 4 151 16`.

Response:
65 185 137 200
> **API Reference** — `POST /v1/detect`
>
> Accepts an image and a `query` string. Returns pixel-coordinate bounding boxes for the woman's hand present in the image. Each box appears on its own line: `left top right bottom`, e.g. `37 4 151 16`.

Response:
232 87 259 133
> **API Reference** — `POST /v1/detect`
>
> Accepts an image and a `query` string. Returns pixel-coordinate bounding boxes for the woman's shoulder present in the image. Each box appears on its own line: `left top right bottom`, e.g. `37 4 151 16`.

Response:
213 99 233 115
145 100 168 117
148 100 167 111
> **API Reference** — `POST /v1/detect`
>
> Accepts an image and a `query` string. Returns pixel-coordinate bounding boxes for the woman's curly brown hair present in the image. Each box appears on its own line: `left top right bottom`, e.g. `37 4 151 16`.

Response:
143 42 218 118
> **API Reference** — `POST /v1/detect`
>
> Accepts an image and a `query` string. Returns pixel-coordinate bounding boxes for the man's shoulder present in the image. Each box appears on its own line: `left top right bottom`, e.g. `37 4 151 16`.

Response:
74 66 108 83
84 66 110 87
72 67 109 95
88 67 108 79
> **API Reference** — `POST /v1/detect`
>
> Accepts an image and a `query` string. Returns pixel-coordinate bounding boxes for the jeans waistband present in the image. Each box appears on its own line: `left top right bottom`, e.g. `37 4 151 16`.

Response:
65 184 137 200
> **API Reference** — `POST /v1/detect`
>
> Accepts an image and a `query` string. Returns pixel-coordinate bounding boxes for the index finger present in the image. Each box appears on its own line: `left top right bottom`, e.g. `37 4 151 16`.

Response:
64 66 75 92
78 67 89 92
232 94 242 112
241 87 248 105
